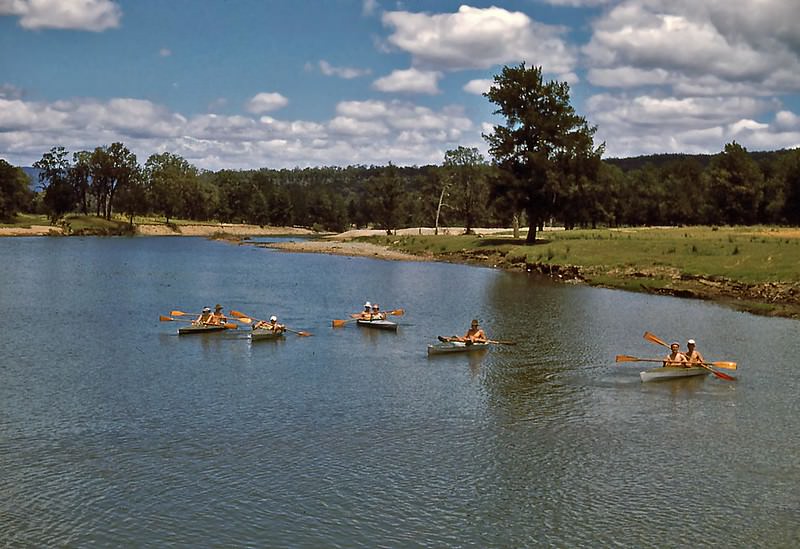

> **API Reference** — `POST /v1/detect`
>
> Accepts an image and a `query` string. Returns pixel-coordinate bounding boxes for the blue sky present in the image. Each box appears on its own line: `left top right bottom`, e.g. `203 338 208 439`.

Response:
1 0 799 170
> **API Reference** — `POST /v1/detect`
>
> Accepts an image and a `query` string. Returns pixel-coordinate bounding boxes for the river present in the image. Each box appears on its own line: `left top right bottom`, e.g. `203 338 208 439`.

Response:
0 236 797 547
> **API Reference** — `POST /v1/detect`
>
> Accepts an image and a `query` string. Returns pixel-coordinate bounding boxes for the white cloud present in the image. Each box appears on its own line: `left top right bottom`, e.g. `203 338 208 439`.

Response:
318 60 371 79
382 5 576 74
0 95 480 170
372 68 441 94
585 91 798 157
463 79 492 95
0 0 121 31
245 92 289 114
583 0 800 95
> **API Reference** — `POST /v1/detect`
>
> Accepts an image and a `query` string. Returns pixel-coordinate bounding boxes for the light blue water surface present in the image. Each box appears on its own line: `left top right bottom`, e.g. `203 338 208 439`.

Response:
0 236 798 547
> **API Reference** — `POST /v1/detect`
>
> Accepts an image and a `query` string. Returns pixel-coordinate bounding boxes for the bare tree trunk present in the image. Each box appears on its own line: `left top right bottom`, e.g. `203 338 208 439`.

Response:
512 214 519 239
435 185 447 235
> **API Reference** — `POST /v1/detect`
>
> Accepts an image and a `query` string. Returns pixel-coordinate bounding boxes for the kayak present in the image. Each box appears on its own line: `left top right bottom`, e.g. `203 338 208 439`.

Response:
640 366 709 382
250 328 285 341
357 319 398 331
427 341 490 355
178 322 229 335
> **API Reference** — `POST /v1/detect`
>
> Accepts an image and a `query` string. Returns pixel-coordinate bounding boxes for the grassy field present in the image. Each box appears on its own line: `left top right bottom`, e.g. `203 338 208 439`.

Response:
0 213 133 234
363 226 800 317
365 226 800 284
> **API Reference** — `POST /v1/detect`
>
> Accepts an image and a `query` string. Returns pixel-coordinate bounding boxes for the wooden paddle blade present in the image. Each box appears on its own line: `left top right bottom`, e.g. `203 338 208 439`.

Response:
644 331 670 347
615 354 641 362
159 315 174 322
332 319 348 327
390 309 405 316
295 331 312 337
236 317 253 324
229 310 248 318
170 310 193 316
224 323 238 329
710 361 737 370
698 363 736 381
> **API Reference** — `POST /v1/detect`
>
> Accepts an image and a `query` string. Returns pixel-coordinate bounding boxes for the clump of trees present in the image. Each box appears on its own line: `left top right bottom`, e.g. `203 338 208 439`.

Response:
2 63 800 234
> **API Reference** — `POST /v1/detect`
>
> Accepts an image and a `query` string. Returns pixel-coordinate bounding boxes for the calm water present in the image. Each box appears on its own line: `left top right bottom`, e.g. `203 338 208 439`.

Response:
0 236 798 547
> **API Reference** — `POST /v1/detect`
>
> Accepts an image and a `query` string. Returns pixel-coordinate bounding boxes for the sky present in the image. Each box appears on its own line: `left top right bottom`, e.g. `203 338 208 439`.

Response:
1 0 800 171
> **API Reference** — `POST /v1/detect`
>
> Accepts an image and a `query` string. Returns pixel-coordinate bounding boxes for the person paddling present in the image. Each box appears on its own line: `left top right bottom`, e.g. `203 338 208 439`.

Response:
460 319 487 344
210 304 227 326
255 315 285 334
196 306 213 325
684 339 705 365
360 302 373 320
371 303 386 320
664 342 688 367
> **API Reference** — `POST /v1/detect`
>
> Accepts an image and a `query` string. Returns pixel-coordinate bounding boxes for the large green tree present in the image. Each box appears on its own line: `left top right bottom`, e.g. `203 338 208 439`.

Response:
145 152 199 222
708 141 764 225
484 63 603 243
443 146 488 234
0 159 32 221
33 146 75 222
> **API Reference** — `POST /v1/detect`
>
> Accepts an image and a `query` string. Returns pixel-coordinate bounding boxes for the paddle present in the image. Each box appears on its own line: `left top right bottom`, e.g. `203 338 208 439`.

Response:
437 335 515 345
487 339 516 345
170 310 199 317
616 355 735 381
643 332 737 370
332 318 356 327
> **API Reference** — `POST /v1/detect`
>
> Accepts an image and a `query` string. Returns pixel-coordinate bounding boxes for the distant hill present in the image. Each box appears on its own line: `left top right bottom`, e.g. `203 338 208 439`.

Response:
21 167 42 191
605 148 798 172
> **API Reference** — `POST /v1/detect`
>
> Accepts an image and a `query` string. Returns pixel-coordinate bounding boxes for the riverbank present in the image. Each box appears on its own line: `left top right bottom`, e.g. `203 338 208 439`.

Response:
266 226 800 319
0 214 316 237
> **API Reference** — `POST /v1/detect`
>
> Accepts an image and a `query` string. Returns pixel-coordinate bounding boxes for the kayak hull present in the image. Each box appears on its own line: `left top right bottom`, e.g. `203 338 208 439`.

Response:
640 366 709 382
427 341 490 355
178 323 228 335
357 319 398 331
250 328 285 341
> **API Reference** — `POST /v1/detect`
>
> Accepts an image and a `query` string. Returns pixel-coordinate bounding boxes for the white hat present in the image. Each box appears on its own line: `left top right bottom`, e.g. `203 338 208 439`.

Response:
364 301 371 308
202 307 211 312
270 315 277 321
687 339 696 345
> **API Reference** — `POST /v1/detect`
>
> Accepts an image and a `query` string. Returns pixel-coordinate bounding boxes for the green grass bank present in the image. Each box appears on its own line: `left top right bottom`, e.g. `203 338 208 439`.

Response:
363 226 800 318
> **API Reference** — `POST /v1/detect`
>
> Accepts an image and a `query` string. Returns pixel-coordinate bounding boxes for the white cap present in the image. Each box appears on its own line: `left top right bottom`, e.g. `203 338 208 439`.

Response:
364 302 371 308
270 315 277 321
687 339 696 345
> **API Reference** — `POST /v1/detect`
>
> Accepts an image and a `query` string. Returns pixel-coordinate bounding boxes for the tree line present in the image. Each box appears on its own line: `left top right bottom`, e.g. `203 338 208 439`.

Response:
2 63 799 234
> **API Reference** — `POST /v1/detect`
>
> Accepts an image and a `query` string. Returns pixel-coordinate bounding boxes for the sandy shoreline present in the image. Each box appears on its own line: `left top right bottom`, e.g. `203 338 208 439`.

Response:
0 222 316 237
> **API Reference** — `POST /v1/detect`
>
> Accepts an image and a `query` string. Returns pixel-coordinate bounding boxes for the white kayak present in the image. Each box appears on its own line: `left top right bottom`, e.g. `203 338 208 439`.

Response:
250 328 285 341
640 366 709 382
427 340 490 355
356 319 398 331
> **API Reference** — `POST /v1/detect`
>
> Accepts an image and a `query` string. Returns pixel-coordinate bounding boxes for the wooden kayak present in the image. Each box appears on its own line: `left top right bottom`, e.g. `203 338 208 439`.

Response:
178 322 229 335
427 341 490 355
640 366 709 382
250 328 285 341
356 319 398 331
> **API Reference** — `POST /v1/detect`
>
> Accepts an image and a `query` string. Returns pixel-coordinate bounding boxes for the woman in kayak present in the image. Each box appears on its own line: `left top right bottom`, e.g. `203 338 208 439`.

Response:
371 303 386 320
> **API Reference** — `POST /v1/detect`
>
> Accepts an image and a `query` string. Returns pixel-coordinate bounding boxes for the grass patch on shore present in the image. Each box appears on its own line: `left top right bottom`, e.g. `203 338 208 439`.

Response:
365 226 800 285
